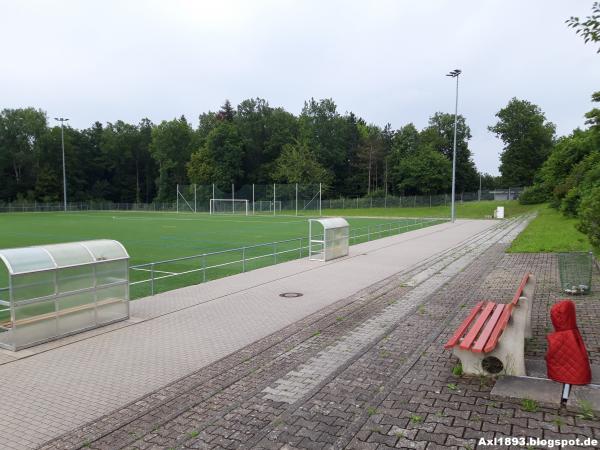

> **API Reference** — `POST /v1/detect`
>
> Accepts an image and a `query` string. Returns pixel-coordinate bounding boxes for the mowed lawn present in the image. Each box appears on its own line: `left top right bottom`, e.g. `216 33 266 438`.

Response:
0 212 445 297
324 200 537 219
508 205 594 254
0 211 414 262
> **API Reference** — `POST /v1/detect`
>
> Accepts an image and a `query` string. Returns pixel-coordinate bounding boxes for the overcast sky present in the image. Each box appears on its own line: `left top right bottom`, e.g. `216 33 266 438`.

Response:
2 0 599 175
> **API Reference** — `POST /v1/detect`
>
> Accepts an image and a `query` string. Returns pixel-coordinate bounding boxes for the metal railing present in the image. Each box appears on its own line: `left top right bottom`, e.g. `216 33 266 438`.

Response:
129 217 447 298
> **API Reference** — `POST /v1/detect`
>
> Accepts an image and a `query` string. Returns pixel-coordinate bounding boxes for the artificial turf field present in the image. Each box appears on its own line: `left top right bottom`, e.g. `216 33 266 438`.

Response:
0 211 444 298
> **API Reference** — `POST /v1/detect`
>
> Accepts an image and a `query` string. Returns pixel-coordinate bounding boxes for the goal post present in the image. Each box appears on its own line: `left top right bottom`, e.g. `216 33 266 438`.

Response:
254 200 282 214
209 199 249 215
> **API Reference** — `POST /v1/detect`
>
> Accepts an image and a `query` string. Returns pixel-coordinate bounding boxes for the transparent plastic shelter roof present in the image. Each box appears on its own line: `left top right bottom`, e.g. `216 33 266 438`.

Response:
0 240 129 275
310 217 349 230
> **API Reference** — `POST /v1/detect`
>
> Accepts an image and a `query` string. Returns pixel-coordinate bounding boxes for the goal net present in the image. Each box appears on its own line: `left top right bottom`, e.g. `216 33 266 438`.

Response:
254 200 282 214
210 199 249 215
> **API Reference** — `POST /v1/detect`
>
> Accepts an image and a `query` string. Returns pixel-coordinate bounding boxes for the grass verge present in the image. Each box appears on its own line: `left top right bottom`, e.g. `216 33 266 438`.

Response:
324 200 537 219
508 205 593 254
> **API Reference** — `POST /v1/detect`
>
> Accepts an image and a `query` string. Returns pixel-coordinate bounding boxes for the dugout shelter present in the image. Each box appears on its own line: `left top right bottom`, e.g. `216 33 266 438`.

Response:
0 240 129 351
308 218 350 262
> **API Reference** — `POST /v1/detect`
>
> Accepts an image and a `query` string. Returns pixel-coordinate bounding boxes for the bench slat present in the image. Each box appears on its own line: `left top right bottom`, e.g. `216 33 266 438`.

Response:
472 304 504 353
444 302 484 349
484 303 514 353
459 302 495 350
511 273 530 306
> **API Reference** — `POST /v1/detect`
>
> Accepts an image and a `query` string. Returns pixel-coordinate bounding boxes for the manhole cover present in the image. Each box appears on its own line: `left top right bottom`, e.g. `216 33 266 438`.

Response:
279 292 303 298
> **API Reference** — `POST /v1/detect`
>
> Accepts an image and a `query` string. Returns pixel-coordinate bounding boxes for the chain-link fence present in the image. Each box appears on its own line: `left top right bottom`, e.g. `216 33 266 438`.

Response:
0 186 523 214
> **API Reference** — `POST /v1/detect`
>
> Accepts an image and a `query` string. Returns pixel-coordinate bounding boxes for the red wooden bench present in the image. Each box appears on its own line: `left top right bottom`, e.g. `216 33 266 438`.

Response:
444 273 535 376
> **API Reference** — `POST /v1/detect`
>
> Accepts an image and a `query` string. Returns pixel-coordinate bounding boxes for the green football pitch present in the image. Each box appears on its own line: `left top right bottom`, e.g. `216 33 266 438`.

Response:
0 211 446 298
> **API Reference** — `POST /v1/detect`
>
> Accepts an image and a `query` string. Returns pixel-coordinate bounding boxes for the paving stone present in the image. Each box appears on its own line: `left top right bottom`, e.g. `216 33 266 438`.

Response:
566 384 600 415
490 376 563 408
35 215 600 450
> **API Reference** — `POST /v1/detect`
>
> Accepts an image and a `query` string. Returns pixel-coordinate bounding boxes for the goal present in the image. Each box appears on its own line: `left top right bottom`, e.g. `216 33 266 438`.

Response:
209 199 249 215
254 200 282 214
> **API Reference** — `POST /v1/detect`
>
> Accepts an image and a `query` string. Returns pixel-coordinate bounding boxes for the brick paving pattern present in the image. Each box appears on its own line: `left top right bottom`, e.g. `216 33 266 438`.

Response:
24 214 600 449
38 215 598 450
0 220 502 449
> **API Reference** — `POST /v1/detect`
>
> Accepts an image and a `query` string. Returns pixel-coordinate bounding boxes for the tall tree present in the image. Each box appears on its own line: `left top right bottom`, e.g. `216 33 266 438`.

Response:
355 123 384 195
217 100 236 122
489 98 555 186
187 121 244 189
299 98 350 192
395 148 452 195
273 140 332 185
387 123 421 194
150 116 195 202
420 112 479 192
0 108 48 200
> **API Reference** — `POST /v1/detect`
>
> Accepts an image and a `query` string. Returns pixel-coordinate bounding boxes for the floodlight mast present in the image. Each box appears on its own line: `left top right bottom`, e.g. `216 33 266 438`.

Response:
445 69 461 223
54 117 69 212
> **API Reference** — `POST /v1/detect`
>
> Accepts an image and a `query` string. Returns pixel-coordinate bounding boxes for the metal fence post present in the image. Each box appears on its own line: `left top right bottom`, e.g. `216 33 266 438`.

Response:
150 263 155 296
202 254 206 282
274 242 277 264
367 226 370 241
319 183 322 216
242 247 246 272
299 238 302 258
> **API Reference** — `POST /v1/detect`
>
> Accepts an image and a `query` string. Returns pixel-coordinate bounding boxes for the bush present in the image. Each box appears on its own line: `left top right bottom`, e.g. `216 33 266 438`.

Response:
366 188 386 198
560 187 581 217
559 151 600 216
519 184 548 205
577 186 600 249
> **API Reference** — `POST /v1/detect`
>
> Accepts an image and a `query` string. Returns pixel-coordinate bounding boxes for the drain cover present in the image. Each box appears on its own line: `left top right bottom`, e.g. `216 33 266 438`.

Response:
279 292 303 298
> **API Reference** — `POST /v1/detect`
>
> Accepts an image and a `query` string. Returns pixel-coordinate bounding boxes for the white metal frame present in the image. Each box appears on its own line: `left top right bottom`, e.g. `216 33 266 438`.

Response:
176 183 197 213
209 198 249 215
308 217 350 262
254 200 282 213
128 217 448 298
0 240 130 351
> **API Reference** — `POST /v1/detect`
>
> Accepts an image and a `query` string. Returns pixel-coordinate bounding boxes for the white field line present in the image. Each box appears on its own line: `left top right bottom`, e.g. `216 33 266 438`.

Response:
103 215 307 225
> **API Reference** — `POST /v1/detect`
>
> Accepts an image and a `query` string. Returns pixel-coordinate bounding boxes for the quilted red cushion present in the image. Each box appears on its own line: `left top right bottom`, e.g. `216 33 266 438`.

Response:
546 300 591 385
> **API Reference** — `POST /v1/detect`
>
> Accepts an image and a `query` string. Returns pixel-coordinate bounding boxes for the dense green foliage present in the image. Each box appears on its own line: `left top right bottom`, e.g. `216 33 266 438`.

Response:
518 185 548 205
0 99 490 204
519 91 600 250
489 98 556 186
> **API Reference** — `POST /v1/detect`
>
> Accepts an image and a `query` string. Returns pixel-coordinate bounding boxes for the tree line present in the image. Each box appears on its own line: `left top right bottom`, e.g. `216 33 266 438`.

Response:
0 95 557 205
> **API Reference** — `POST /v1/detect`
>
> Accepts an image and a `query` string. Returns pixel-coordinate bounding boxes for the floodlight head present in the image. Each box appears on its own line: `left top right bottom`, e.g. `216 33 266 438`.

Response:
54 117 69 122
446 69 462 77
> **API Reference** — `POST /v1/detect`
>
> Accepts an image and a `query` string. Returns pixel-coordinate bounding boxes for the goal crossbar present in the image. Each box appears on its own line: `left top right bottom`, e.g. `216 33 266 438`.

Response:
209 198 249 215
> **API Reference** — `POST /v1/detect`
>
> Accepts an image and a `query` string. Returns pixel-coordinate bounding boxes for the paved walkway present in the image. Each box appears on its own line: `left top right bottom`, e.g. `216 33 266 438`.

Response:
38 215 551 450
0 219 501 449
37 214 600 450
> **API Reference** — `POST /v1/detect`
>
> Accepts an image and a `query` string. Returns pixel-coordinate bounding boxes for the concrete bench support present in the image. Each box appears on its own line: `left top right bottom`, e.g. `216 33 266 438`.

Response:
445 274 535 376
